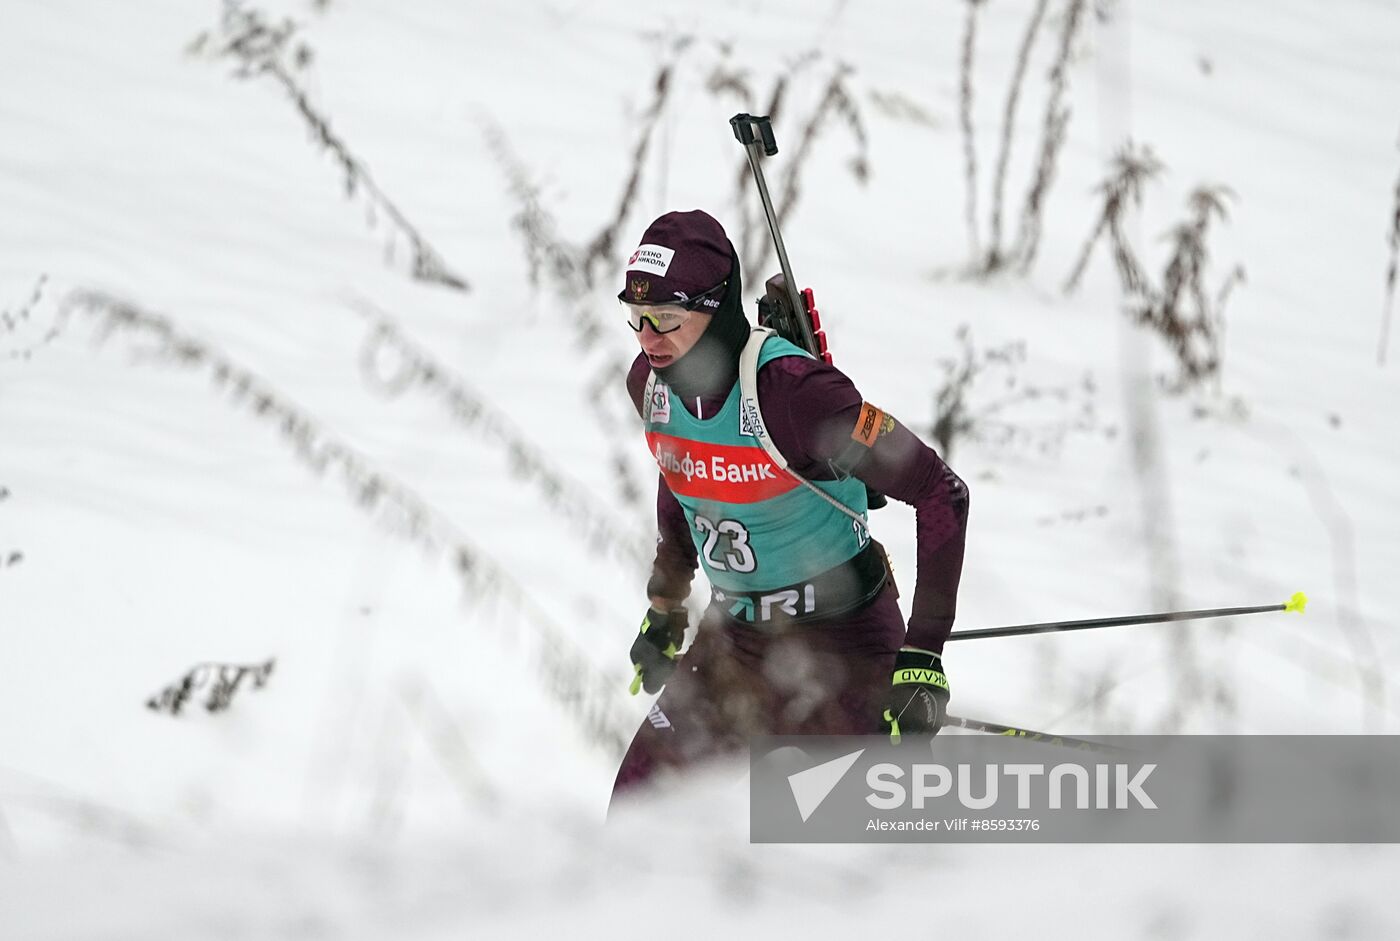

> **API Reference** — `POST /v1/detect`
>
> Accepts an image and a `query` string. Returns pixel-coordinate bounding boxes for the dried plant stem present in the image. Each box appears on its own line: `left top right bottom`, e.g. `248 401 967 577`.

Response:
203 3 469 292
931 329 979 461
734 54 868 278
481 119 646 507
930 325 1097 460
2 274 62 362
1 274 47 333
986 0 1051 271
583 43 689 285
1014 0 1089 273
959 0 986 263
1138 185 1235 387
1063 140 1161 294
1210 264 1246 395
734 53 818 274
1380 140 1400 366
771 63 868 239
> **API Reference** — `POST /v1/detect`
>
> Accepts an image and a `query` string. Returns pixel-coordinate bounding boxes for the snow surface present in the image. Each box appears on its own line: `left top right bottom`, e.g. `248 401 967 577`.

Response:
2 0 1399 936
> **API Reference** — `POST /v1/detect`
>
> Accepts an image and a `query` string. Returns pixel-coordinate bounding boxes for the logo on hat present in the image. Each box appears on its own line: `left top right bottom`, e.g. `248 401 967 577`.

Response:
627 243 675 277
630 279 650 302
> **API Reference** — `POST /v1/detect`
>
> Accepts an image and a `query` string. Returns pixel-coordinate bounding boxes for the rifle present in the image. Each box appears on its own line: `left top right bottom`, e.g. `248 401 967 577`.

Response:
729 113 886 509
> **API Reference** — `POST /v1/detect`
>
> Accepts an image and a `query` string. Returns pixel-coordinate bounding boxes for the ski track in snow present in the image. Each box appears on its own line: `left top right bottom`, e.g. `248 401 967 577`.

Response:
2 0 1399 935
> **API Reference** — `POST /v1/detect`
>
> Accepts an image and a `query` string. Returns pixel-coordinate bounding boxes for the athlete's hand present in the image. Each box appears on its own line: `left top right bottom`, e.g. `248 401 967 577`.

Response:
628 607 688 695
881 647 950 742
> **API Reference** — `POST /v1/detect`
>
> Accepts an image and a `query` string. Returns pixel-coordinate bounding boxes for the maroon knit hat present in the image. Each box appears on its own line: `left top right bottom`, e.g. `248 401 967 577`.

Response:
619 210 733 306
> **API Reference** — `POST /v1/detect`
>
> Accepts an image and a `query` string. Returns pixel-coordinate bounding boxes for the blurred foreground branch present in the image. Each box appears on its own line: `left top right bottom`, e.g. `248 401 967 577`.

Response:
58 289 631 755
352 301 652 568
191 2 469 292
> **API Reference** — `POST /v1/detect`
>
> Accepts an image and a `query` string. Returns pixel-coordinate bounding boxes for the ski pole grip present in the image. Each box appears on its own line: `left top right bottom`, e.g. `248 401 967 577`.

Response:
729 113 755 145
730 113 779 156
757 118 778 156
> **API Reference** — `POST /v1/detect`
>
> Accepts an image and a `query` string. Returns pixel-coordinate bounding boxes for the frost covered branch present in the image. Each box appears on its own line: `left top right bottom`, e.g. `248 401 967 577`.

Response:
190 2 470 292
352 301 652 567
59 289 631 755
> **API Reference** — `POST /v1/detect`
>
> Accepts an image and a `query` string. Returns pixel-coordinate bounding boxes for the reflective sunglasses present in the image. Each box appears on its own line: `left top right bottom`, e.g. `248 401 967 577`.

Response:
620 280 728 334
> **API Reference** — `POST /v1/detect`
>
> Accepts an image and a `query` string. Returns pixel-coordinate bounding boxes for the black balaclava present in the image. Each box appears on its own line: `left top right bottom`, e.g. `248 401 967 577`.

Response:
653 249 749 401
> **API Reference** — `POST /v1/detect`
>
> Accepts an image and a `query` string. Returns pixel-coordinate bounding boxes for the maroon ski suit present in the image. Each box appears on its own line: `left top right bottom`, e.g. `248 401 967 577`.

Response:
612 349 969 800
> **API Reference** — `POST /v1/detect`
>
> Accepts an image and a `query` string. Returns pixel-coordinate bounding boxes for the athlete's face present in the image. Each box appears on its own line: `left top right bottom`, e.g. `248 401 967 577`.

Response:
634 309 713 369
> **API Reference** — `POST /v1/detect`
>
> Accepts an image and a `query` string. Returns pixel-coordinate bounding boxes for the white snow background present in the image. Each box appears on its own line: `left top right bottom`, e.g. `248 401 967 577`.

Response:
2 0 1399 937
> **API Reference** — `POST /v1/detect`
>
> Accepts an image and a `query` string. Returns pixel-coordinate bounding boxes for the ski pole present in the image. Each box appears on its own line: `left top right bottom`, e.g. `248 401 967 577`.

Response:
942 713 1126 754
728 113 819 355
946 592 1307 642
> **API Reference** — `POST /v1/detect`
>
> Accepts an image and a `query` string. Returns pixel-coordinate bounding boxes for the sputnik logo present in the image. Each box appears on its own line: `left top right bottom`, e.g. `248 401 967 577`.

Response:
786 748 865 822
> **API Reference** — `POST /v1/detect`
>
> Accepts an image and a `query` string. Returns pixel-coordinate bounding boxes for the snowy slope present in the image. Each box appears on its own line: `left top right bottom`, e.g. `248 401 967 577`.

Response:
2 0 1400 935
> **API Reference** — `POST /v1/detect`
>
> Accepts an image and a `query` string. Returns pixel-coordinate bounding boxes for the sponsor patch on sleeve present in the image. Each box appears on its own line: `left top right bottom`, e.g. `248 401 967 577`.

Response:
850 403 891 449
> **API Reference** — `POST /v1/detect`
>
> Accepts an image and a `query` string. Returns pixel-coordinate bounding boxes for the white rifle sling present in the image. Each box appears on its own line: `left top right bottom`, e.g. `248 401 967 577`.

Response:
739 327 866 525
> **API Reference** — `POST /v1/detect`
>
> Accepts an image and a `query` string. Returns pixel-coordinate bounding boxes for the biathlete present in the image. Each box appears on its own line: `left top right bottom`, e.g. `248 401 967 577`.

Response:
612 209 969 802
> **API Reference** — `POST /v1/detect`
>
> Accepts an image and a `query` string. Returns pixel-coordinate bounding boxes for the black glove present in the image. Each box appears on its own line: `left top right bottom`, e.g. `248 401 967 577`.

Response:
627 607 688 696
882 647 950 743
